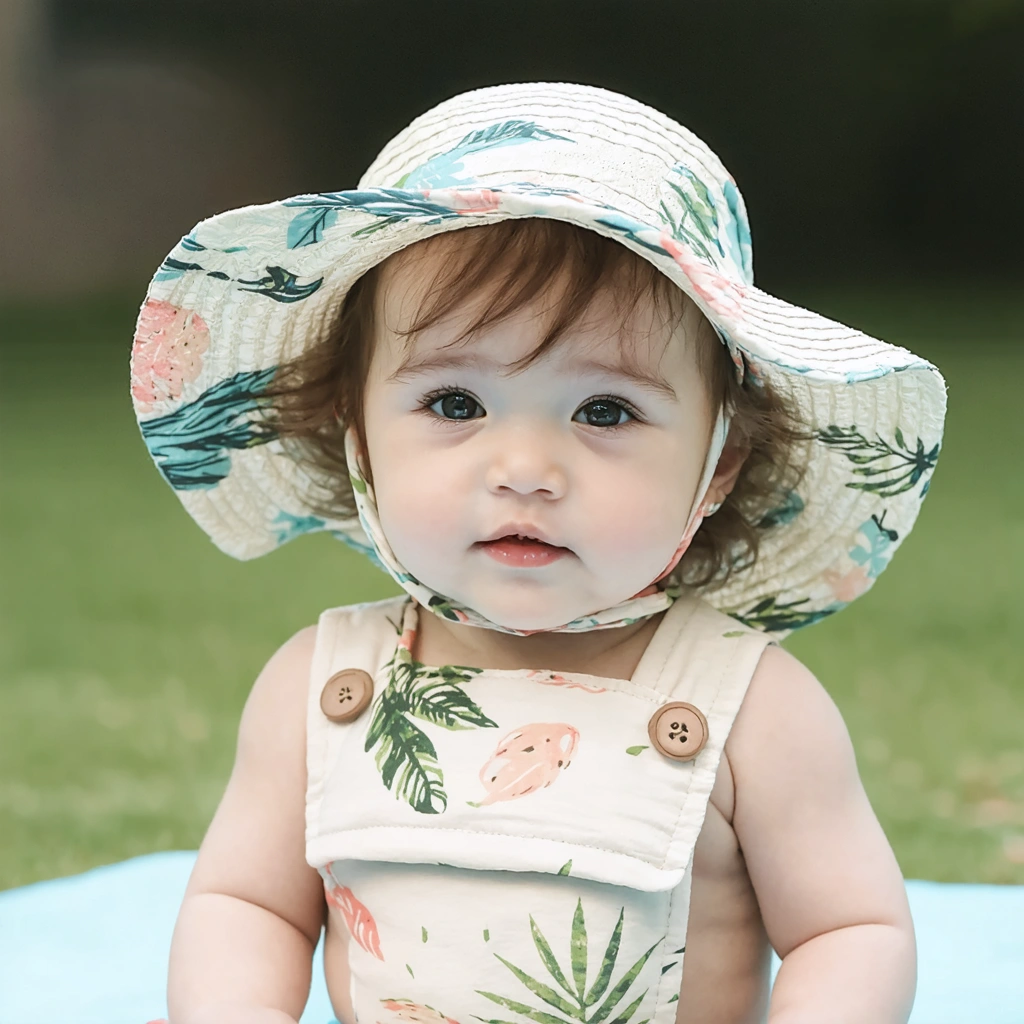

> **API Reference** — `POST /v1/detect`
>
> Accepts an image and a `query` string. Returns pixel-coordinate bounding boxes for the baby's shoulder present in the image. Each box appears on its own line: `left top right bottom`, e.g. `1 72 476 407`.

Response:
235 622 319 764
723 643 860 817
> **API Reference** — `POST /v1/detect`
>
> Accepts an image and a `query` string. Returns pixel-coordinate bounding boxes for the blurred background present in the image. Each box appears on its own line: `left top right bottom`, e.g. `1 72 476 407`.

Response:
1 0 1022 889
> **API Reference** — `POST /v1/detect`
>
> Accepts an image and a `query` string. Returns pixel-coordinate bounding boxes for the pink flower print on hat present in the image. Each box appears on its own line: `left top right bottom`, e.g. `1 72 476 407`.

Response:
130 298 211 413
323 871 384 960
470 723 580 806
379 999 462 1024
526 670 607 694
659 230 746 319
823 564 872 603
423 187 502 215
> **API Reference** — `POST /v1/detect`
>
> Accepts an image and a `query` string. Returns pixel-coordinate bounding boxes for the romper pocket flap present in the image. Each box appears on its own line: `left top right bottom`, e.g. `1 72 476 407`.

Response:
309 823 683 891
306 658 748 892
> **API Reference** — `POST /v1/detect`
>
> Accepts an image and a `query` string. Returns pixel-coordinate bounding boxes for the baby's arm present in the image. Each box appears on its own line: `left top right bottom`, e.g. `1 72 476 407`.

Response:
728 645 916 1024
167 625 326 1024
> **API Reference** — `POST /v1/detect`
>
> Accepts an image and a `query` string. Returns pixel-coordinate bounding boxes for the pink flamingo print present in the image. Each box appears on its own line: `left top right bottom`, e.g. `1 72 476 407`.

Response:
130 298 211 412
323 868 384 960
379 999 462 1024
471 723 580 806
526 670 607 694
659 230 746 319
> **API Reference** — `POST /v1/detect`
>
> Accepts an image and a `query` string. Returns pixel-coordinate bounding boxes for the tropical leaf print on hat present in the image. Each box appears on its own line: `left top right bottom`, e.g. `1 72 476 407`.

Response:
364 648 497 815
283 189 500 245
323 870 384 960
469 723 580 807
817 425 940 498
823 511 900 603
131 300 211 413
154 246 323 301
476 899 660 1024
138 368 280 490
756 489 805 529
660 163 724 267
396 119 574 189
734 595 840 634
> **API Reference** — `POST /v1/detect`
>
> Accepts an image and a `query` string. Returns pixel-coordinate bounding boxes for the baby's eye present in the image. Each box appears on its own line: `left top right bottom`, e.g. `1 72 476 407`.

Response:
426 391 484 421
573 398 636 428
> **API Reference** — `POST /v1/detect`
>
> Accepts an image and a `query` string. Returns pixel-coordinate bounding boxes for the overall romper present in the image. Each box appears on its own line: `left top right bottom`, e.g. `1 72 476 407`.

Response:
305 591 775 1024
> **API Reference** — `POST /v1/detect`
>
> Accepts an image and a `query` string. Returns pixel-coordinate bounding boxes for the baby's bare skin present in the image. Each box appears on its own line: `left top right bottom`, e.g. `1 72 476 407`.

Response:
167 615 916 1024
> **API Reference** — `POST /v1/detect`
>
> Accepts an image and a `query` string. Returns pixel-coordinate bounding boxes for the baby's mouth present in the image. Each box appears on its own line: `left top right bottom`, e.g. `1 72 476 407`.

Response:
475 534 572 566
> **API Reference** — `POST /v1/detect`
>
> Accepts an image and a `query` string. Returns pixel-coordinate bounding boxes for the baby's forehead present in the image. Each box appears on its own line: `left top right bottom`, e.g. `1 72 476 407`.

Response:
372 225 699 381
379 311 691 406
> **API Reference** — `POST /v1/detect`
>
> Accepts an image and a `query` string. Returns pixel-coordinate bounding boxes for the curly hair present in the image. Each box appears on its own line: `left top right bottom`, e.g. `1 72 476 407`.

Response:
256 218 814 592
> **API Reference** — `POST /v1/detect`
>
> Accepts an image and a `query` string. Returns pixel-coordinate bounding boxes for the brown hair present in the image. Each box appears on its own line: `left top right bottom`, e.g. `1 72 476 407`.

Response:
257 218 814 591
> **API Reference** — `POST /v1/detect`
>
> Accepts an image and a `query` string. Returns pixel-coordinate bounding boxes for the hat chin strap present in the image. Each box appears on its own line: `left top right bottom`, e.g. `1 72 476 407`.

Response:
649 404 731 585
343 407 731 635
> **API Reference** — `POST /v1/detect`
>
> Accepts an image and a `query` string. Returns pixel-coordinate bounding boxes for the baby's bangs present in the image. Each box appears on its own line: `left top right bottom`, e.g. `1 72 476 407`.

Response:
386 219 688 373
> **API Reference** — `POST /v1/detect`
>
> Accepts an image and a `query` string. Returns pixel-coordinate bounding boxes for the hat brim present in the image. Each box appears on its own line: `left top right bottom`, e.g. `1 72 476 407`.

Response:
131 185 947 636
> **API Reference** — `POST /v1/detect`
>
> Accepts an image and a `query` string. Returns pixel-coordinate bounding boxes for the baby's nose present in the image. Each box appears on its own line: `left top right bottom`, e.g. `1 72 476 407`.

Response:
484 435 567 498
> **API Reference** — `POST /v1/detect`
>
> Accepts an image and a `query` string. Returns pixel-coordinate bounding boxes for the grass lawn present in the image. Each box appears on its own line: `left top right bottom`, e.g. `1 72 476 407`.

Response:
1 285 1022 890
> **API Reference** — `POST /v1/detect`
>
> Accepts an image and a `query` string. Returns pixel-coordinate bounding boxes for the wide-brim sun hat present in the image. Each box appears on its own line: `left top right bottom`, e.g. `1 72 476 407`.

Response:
129 81 947 638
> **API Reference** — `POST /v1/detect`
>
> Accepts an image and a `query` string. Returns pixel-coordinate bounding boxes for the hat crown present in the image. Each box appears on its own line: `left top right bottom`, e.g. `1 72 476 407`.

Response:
360 82 754 285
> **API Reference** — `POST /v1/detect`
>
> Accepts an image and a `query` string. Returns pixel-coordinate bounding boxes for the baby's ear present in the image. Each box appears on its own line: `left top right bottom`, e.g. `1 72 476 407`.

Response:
707 441 750 504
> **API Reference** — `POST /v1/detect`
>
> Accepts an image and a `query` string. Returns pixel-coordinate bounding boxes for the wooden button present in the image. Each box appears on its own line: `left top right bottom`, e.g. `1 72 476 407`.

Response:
320 669 374 723
648 701 709 762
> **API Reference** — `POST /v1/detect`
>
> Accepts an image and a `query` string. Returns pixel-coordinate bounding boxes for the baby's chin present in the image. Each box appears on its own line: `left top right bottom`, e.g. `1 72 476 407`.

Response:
444 585 642 632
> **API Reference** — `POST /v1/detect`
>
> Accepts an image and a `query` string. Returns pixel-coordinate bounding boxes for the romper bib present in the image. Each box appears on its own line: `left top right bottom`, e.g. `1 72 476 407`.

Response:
305 592 774 1024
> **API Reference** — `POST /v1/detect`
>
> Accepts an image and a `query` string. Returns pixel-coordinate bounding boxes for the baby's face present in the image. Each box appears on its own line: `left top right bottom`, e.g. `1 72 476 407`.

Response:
361 245 717 631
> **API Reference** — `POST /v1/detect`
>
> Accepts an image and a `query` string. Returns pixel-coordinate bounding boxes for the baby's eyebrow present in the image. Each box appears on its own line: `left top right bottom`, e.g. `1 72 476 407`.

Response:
389 351 677 400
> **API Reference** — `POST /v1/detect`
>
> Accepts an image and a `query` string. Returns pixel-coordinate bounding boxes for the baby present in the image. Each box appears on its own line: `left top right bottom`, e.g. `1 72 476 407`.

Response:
131 83 947 1024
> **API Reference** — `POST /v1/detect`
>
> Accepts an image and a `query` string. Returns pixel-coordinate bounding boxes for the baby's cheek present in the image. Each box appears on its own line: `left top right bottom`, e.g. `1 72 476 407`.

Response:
375 464 460 557
585 481 683 564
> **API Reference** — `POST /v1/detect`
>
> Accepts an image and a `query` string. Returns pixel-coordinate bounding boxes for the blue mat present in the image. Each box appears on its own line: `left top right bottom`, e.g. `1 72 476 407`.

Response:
0 852 1021 1024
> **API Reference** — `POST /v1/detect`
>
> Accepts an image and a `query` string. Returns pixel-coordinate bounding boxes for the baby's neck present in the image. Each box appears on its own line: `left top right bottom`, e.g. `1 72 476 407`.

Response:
412 603 667 682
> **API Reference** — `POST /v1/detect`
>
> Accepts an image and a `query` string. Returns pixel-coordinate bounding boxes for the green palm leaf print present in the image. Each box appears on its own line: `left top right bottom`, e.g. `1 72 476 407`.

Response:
364 651 497 814
373 713 445 814
735 594 839 633
817 425 940 497
474 899 659 1024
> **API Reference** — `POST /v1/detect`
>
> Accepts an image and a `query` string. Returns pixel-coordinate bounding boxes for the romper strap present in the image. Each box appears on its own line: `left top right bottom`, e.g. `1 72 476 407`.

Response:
305 595 408 850
631 590 777 880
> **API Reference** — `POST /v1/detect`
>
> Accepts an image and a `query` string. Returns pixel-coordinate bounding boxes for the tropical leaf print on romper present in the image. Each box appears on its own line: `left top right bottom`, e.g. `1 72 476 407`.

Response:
364 645 498 815
469 723 580 807
476 898 661 1024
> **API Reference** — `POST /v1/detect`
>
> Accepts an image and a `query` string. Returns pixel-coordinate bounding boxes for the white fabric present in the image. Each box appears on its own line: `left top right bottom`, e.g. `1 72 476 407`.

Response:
305 592 774 1023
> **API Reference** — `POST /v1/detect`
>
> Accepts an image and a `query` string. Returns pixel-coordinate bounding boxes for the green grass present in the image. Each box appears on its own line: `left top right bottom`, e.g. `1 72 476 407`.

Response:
1 286 1022 890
